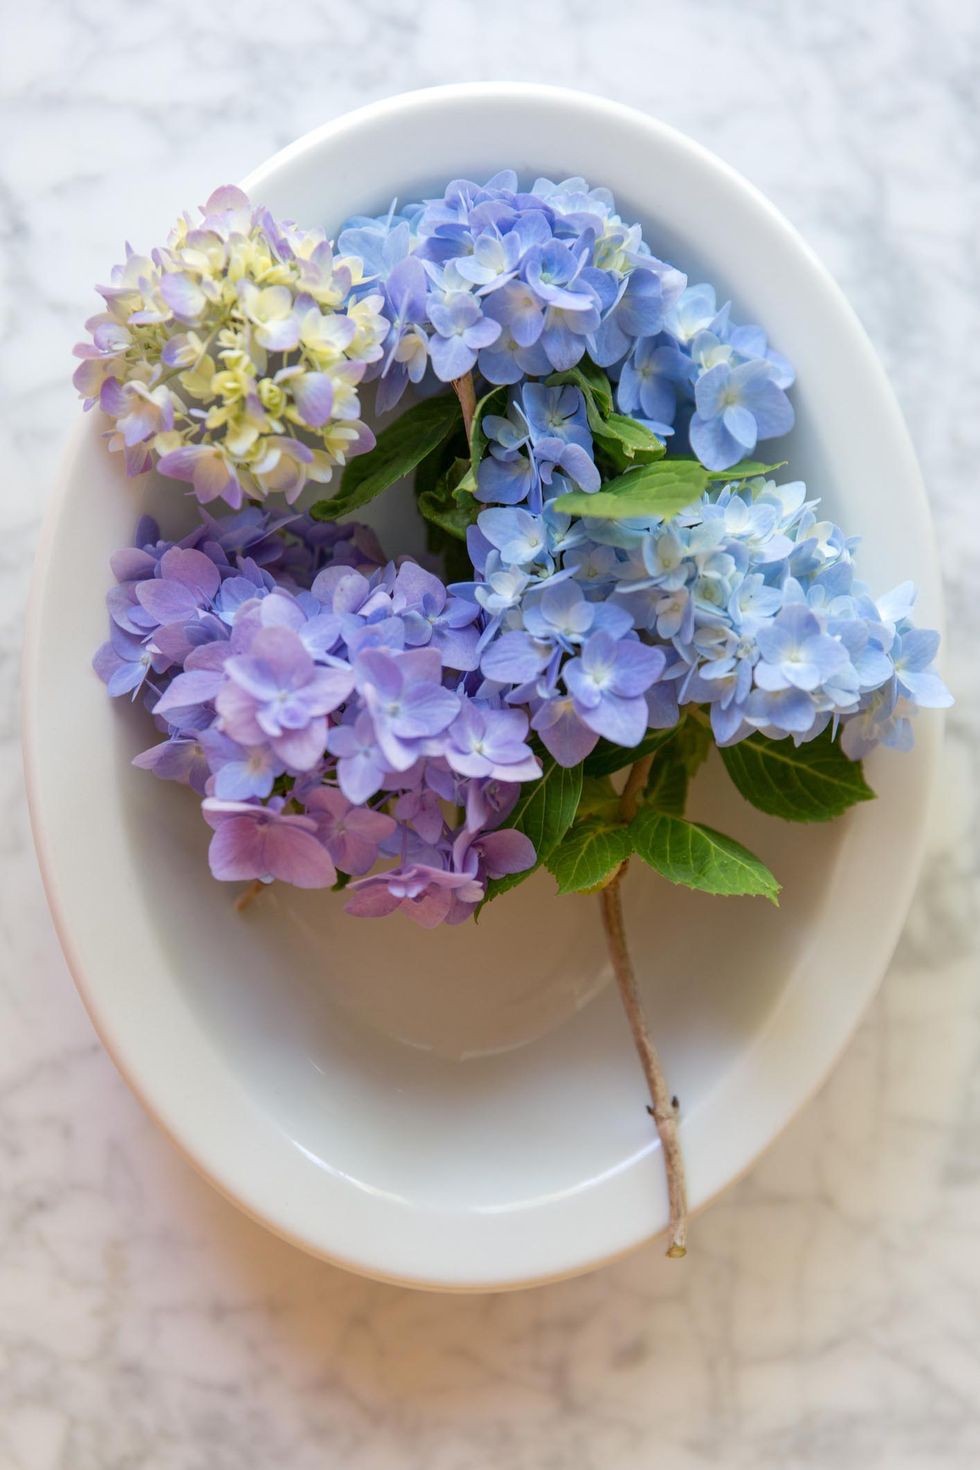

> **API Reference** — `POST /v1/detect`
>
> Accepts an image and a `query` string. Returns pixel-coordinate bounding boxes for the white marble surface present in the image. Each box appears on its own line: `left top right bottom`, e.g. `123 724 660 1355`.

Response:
2 2 979 1466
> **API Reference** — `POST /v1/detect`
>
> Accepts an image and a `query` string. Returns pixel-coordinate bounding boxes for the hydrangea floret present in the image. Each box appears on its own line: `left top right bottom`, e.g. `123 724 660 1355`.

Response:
84 172 951 1260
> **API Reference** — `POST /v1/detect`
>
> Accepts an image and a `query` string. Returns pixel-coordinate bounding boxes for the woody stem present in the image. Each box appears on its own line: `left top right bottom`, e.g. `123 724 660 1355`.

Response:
596 750 688 1258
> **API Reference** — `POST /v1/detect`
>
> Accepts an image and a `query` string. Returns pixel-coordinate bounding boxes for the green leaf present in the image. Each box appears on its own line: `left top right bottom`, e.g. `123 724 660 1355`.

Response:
719 725 876 823
470 384 509 479
417 457 479 542
645 752 690 816
545 817 633 895
546 361 614 416
653 456 786 482
636 716 714 817
590 418 666 477
583 726 678 779
414 423 467 500
310 392 462 521
479 757 583 908
547 365 664 471
594 412 666 461
413 434 476 580
554 459 709 522
668 715 712 779
631 808 780 903
705 458 787 480
575 775 621 822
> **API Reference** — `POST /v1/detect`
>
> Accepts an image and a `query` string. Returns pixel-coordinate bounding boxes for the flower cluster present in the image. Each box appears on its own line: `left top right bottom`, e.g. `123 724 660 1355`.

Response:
73 186 388 506
464 474 951 763
477 381 601 511
89 172 950 929
339 172 794 469
94 509 539 927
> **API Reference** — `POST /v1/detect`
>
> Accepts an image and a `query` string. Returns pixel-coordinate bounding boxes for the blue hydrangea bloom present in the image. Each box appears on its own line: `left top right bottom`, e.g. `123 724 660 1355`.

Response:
689 360 795 471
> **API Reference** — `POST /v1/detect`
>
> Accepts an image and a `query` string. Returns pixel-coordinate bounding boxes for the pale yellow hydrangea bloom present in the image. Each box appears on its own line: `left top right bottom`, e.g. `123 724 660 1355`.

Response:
73 184 388 507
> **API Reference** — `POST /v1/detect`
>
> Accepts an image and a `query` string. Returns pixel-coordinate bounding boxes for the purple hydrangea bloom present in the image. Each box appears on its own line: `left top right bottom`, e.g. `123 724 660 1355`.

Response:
304 787 398 875
218 626 354 771
345 863 479 928
93 623 168 698
353 647 459 772
530 694 601 767
202 797 337 887
392 562 481 671
91 168 954 927
131 735 212 794
205 729 281 801
326 712 390 805
443 699 540 782
134 546 221 627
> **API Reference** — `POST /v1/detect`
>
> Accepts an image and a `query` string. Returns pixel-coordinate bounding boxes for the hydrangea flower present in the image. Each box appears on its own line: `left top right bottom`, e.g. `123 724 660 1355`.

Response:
562 632 667 746
92 504 550 923
303 788 398 875
476 382 600 512
689 360 795 471
217 626 354 771
202 797 337 888
331 172 797 475
73 186 387 505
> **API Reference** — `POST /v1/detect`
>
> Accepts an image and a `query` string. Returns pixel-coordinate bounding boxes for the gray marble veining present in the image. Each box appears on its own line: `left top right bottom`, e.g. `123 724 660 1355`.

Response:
2 1 979 1466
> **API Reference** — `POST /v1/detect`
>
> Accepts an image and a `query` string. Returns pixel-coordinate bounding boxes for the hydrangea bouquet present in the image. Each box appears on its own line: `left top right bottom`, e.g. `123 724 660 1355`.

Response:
77 175 950 1257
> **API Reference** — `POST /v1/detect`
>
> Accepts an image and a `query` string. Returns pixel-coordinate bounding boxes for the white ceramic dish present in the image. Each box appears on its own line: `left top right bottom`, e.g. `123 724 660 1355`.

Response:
23 83 941 1291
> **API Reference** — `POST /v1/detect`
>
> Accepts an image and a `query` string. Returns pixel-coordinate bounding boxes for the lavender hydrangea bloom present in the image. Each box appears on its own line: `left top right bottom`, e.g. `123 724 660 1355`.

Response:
218 626 354 770
375 257 430 413
443 699 540 782
392 562 481 671
202 797 337 887
345 864 479 928
131 735 212 794
97 456 950 920
134 547 220 626
93 623 168 698
304 787 397 874
530 694 602 766
345 821 535 928
353 648 459 772
205 730 281 801
326 712 390 804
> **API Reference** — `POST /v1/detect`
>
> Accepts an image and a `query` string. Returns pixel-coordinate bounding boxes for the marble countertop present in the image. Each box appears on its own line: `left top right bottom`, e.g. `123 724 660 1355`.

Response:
2 2 978 1466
